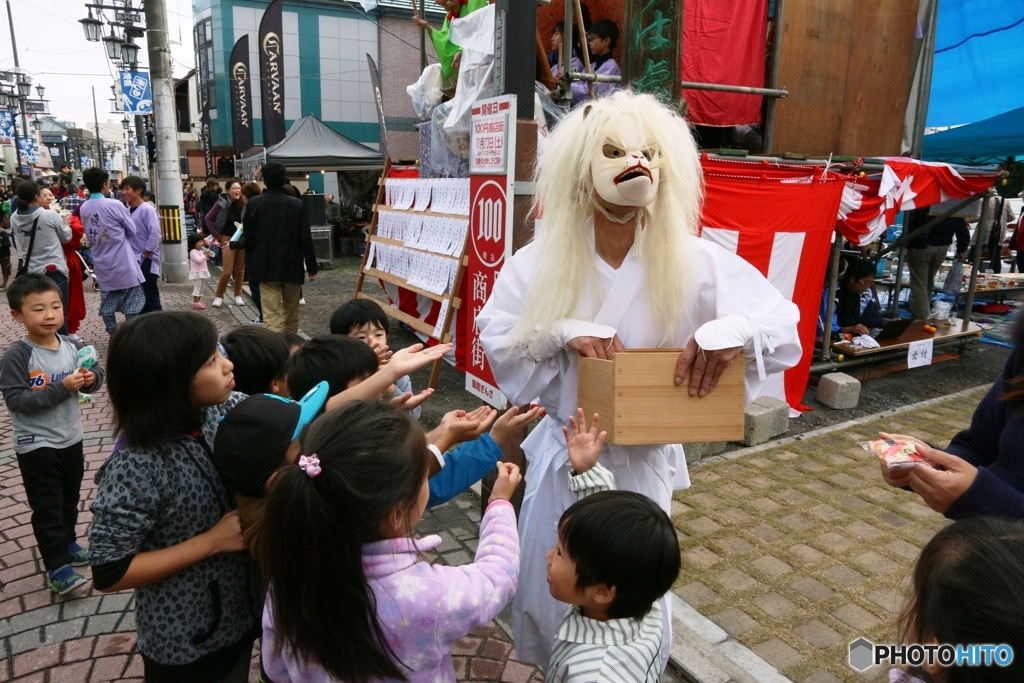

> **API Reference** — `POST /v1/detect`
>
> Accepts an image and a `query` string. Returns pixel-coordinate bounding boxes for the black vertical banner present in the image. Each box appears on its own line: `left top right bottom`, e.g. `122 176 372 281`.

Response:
365 54 389 162
201 106 214 176
230 35 254 156
258 0 286 148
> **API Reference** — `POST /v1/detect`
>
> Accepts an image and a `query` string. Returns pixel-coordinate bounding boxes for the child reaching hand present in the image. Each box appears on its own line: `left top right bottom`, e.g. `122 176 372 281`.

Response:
188 232 213 309
545 410 681 682
261 401 521 683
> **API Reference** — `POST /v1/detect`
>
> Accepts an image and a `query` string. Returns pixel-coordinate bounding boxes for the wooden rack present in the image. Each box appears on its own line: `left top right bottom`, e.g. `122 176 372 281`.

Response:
355 160 471 388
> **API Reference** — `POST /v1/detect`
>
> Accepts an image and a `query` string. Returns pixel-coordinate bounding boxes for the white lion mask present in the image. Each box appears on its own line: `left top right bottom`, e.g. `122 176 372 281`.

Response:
590 120 661 208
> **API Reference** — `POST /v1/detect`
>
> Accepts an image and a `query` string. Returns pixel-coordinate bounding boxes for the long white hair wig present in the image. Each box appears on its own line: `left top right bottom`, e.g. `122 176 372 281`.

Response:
513 90 704 349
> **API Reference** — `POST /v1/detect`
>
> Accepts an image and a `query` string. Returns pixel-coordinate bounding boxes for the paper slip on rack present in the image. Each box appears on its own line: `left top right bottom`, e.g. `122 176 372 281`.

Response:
577 350 746 446
356 160 472 388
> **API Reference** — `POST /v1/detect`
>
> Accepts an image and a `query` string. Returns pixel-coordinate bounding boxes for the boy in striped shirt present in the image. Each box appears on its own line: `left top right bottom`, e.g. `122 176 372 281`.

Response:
544 410 681 682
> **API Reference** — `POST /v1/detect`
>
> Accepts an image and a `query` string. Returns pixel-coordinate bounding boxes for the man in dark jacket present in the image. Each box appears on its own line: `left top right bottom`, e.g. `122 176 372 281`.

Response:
906 207 970 320
241 162 316 332
198 177 221 226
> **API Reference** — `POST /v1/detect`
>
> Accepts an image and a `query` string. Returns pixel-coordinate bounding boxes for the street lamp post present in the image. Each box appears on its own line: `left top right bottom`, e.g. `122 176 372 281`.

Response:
81 0 185 280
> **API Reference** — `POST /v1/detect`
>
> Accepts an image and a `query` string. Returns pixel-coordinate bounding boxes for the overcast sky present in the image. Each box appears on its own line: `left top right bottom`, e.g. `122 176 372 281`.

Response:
0 0 197 127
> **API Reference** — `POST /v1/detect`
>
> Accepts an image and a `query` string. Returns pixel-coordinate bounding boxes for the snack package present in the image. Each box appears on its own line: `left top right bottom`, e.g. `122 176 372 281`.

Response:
862 437 925 470
76 345 98 405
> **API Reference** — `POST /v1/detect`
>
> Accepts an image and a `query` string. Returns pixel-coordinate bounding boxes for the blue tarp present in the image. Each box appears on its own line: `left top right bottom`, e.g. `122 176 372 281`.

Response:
923 105 1024 162
926 0 1024 128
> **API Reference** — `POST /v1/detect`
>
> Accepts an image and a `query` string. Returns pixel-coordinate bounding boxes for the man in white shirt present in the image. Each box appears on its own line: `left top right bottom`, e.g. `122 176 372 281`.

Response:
477 90 801 669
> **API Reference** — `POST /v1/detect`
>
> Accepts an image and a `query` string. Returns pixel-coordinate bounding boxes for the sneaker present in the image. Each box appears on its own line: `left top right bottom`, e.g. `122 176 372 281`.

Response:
192 301 207 310
233 296 244 306
299 298 306 305
211 297 223 307
251 316 263 325
68 542 89 567
47 564 89 595
0 284 6 292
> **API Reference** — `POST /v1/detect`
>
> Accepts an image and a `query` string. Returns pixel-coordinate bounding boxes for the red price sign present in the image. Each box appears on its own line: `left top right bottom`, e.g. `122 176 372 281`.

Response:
462 174 510 407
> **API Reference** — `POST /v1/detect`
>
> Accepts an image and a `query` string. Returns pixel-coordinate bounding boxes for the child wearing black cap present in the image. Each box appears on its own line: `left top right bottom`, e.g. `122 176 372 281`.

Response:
213 382 330 560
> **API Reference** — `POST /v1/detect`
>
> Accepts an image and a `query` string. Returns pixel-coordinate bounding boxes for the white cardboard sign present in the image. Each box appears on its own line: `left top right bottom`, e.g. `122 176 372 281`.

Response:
907 339 934 369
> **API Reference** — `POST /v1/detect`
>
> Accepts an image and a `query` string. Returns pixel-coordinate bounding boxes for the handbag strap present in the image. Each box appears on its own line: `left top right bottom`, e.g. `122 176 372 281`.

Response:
20 216 40 272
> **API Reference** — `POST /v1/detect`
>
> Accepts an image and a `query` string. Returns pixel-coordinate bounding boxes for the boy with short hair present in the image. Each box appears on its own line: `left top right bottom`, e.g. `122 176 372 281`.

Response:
0 275 104 594
546 410 681 681
79 167 145 334
220 325 292 396
330 298 421 418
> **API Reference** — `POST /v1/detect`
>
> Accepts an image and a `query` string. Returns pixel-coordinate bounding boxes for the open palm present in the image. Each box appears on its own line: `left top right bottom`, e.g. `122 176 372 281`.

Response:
563 409 607 474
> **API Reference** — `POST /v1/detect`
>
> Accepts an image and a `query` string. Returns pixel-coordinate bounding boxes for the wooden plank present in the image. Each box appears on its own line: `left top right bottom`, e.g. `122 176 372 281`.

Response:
577 357 618 440
368 235 462 261
772 0 854 156
364 267 462 309
355 291 436 337
837 0 919 156
577 351 745 445
374 206 470 220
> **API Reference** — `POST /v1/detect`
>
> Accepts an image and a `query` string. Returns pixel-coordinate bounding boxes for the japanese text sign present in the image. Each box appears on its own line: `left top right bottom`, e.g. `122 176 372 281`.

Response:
120 70 153 115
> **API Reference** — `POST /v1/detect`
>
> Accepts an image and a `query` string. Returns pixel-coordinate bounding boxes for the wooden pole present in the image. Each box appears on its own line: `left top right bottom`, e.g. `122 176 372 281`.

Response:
573 0 595 99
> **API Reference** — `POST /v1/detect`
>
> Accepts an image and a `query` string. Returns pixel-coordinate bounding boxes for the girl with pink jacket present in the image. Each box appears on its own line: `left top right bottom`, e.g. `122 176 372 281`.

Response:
260 401 521 683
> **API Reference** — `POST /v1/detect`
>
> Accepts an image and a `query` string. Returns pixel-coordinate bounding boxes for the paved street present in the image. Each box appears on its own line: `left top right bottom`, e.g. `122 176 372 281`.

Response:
671 391 979 682
0 278 542 682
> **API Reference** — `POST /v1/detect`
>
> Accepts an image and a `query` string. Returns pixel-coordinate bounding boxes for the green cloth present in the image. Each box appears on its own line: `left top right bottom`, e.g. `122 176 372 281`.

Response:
429 0 489 83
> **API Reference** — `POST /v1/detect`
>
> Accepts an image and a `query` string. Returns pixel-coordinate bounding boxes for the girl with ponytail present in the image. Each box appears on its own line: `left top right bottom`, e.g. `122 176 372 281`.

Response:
260 401 522 683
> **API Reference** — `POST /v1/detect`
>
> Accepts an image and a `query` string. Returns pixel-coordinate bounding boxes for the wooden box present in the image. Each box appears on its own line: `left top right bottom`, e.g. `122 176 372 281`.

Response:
577 350 746 446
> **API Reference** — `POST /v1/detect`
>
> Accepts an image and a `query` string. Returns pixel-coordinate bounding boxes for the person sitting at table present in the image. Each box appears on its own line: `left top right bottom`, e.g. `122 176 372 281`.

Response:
818 258 884 337
880 311 1024 520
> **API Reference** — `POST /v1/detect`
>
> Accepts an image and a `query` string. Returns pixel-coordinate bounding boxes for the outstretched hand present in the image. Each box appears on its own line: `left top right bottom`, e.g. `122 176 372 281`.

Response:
434 406 498 451
388 343 452 377
563 408 606 475
907 442 977 514
490 405 543 445
391 388 434 411
411 12 430 29
674 337 742 397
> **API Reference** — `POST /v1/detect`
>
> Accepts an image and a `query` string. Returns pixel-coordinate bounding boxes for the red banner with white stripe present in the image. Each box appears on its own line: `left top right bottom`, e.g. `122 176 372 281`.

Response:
699 156 847 411
837 158 997 246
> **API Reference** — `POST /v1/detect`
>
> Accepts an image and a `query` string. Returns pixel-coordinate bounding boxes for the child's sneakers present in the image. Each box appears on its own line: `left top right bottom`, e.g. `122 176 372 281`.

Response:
47 564 89 595
192 301 207 310
68 542 89 567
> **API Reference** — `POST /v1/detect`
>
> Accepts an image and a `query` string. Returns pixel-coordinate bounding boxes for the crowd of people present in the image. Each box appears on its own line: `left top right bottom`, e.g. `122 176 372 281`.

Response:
3 94 1024 683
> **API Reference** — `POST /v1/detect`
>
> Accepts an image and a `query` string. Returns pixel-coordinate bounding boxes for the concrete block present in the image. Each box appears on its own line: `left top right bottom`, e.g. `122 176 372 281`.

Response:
685 441 729 464
743 397 790 446
816 372 861 409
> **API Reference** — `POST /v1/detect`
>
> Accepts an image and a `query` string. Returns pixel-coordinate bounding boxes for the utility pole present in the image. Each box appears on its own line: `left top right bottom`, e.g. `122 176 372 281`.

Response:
5 0 23 172
144 0 187 282
91 87 103 163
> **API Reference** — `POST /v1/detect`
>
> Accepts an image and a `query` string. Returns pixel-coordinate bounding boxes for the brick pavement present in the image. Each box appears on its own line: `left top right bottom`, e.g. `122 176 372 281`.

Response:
670 391 985 683
0 277 543 682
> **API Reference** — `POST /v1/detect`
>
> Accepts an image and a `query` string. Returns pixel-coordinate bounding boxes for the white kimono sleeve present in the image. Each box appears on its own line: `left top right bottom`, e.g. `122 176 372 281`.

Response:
689 240 803 387
477 244 608 410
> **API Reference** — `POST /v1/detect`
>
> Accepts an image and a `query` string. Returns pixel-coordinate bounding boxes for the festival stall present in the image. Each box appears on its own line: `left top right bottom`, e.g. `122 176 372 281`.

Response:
233 115 385 177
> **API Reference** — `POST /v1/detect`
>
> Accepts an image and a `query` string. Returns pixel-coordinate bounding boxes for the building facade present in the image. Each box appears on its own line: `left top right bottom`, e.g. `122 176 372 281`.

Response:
191 0 441 192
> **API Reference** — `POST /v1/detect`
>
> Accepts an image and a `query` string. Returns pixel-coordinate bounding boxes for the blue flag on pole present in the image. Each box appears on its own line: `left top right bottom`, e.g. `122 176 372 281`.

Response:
0 112 13 145
18 137 38 164
120 71 153 115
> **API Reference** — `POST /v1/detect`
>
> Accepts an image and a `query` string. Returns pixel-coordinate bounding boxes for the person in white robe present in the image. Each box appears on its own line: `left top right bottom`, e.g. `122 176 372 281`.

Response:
476 90 802 670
